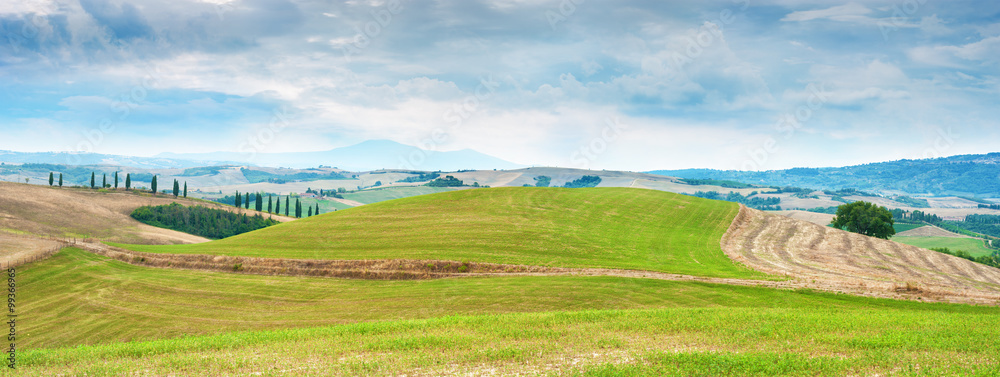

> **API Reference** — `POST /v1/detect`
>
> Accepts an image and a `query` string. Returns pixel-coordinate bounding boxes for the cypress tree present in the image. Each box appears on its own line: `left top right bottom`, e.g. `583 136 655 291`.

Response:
183 182 187 198
285 196 290 216
308 206 313 217
125 174 130 190
255 193 263 212
151 175 158 194
114 172 119 189
275 196 281 214
173 179 179 197
48 172 53 186
102 174 107 188
245 194 251 209
58 173 63 187
268 196 273 213
236 192 242 208
90 172 95 189
295 198 302 218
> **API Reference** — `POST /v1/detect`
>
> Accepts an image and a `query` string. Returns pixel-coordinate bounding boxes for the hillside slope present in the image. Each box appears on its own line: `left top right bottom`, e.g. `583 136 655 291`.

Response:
123 187 758 278
723 206 1000 303
0 182 292 245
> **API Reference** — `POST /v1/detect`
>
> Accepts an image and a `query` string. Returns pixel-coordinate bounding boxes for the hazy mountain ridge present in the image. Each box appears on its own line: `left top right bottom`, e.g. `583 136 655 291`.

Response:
652 153 1000 197
157 140 523 171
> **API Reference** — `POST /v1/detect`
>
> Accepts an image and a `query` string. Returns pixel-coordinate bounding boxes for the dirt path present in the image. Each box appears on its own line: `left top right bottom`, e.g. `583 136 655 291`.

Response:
721 205 1000 306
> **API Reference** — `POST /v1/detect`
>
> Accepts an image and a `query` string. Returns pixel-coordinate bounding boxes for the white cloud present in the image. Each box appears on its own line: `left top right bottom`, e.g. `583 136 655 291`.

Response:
909 36 1000 67
781 3 872 22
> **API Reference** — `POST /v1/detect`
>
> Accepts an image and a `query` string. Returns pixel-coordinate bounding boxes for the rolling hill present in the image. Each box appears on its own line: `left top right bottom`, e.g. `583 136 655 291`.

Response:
121 187 755 278
653 152 1000 197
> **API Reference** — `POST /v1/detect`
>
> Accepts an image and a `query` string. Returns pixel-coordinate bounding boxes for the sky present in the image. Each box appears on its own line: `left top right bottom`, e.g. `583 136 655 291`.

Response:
0 0 998 171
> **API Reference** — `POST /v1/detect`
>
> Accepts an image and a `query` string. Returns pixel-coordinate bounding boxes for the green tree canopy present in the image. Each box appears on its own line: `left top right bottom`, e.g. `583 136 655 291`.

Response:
830 201 896 240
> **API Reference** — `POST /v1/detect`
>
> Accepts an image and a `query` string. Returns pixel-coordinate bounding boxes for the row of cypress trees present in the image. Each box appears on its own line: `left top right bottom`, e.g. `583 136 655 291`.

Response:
232 191 320 218
47 171 186 198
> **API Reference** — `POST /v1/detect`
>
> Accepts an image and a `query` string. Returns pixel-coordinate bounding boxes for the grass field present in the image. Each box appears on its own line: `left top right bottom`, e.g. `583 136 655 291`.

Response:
119 187 756 278
894 236 996 257
893 223 925 233
341 186 460 204
16 249 1000 376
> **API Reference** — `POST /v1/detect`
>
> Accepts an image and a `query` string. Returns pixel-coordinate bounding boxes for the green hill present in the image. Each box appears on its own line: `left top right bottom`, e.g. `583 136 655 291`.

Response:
121 187 755 279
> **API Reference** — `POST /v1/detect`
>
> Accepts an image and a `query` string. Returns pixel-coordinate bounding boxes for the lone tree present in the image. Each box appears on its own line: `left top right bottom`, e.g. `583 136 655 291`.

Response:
48 172 54 186
90 172 96 189
125 174 131 190
103 174 107 188
295 198 302 218
151 175 158 195
245 194 251 209
830 201 896 240
58 173 63 187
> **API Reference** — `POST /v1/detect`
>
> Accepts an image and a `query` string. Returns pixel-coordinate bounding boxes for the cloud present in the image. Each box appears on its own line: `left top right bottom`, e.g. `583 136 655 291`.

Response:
781 3 872 22
909 36 1000 67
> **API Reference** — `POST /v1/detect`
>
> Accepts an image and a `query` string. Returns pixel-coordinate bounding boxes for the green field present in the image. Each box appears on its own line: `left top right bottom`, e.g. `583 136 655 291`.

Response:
16 248 1000 376
893 223 925 233
894 236 996 257
342 186 460 204
120 187 755 279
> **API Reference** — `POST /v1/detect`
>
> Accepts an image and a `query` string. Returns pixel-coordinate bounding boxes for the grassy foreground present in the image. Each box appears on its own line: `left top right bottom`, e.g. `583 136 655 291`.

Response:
21 248 848 349
120 187 755 279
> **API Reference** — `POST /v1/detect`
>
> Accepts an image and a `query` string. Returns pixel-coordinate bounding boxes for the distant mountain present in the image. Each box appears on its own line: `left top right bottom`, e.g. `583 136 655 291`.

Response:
0 151 237 169
157 140 523 171
650 153 1000 198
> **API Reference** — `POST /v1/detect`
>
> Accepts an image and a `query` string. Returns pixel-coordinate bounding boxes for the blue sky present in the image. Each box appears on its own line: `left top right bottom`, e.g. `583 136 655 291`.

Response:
0 0 998 171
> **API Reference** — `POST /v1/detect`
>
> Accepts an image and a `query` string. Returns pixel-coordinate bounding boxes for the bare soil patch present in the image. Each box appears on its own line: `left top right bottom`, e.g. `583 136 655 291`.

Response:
0 233 65 267
722 205 1000 306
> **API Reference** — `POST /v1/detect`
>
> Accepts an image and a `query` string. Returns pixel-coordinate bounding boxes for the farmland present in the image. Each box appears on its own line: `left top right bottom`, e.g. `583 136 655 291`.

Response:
117 188 753 278
14 247 1000 376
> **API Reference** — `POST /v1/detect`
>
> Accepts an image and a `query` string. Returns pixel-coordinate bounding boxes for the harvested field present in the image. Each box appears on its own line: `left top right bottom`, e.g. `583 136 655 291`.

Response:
0 182 292 244
896 225 971 238
770 210 835 226
722 205 1000 305
0 233 64 267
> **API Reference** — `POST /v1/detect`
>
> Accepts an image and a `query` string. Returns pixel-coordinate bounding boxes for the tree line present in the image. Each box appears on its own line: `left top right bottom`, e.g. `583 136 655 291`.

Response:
216 191 322 218
46 171 187 197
